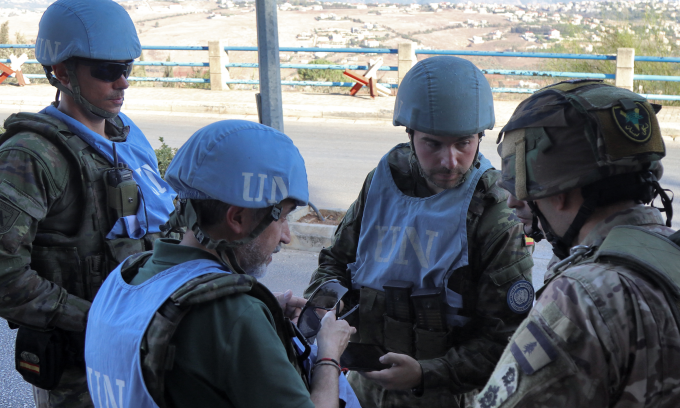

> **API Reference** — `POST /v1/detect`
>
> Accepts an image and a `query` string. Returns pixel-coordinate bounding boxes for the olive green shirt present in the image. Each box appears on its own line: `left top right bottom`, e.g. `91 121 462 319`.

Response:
131 239 314 408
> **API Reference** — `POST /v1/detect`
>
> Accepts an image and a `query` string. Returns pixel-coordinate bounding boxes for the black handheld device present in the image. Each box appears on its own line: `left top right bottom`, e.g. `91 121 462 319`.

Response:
340 343 391 372
105 143 139 220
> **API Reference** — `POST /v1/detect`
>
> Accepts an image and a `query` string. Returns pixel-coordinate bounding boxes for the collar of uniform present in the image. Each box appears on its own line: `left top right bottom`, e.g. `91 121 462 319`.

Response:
386 144 480 198
130 239 221 285
105 116 130 142
578 205 665 250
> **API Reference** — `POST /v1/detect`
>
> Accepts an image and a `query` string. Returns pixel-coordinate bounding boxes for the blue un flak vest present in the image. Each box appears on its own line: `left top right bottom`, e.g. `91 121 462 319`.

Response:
349 144 492 327
85 258 226 408
86 258 361 408
43 106 176 239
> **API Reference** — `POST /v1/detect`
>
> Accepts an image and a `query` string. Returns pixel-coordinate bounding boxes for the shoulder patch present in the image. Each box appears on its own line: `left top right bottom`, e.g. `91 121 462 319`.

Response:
510 321 557 375
507 280 534 314
0 199 20 234
475 363 519 408
611 102 653 144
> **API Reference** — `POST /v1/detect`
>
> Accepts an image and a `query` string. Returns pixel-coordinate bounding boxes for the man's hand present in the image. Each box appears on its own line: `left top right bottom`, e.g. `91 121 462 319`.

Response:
361 353 422 390
316 310 356 361
273 290 307 325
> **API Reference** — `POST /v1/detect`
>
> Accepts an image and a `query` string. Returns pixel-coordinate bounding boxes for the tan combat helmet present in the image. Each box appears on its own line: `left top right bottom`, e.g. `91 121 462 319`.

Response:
497 80 672 259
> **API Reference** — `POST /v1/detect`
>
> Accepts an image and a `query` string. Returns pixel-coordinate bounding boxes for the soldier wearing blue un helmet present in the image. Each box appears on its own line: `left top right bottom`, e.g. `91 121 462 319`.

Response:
1 1 175 407
304 56 534 408
85 120 359 408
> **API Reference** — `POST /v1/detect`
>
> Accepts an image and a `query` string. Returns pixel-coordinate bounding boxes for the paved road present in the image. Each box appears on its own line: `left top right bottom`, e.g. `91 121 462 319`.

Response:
0 108 678 406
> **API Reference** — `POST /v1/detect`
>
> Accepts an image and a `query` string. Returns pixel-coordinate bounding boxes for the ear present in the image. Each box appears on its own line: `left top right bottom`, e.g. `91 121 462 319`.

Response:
223 205 251 238
550 192 569 211
52 62 70 86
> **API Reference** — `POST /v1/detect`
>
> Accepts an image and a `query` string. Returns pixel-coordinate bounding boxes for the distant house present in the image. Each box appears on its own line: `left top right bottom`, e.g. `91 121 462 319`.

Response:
469 36 484 44
549 29 561 39
490 30 503 40
363 40 380 47
311 5 323 11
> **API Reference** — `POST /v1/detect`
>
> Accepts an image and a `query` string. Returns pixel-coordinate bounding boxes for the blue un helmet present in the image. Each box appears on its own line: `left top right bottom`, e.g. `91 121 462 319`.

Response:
393 56 495 136
164 120 309 270
36 0 141 119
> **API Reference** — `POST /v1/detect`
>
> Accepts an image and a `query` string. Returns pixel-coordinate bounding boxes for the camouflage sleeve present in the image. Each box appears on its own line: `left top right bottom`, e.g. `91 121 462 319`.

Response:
303 169 376 298
473 266 633 408
419 173 534 393
0 133 90 331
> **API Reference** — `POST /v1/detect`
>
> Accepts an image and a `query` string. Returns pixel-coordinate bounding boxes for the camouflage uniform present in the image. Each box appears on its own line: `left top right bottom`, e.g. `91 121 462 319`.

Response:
475 206 680 407
0 112 160 407
305 145 534 407
477 80 678 407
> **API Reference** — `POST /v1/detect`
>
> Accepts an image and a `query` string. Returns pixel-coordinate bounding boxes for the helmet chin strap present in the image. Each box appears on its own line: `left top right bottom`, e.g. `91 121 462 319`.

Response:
163 199 282 274
527 197 597 260
526 214 544 242
45 60 118 119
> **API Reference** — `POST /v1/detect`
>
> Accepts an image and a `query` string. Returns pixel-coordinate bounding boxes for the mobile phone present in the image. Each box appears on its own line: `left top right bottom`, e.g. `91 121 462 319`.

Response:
340 343 391 372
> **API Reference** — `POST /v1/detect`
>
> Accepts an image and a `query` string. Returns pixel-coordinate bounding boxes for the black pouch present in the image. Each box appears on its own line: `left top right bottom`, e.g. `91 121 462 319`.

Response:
358 287 385 346
414 327 452 360
15 327 66 390
383 315 414 355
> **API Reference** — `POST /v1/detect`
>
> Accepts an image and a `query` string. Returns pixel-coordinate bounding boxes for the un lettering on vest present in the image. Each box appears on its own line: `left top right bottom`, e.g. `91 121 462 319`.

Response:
35 38 62 62
135 164 167 195
374 225 439 269
242 172 288 204
87 366 126 408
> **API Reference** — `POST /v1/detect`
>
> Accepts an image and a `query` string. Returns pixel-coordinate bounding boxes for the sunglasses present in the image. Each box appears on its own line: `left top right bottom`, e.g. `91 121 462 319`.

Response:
76 58 134 83
297 280 348 343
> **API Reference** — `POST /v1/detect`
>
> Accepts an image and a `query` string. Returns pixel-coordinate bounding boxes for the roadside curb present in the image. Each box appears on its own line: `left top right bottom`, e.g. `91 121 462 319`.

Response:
284 206 345 253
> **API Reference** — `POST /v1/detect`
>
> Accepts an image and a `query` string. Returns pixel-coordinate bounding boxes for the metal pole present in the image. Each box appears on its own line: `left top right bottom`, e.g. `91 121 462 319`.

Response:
255 0 284 131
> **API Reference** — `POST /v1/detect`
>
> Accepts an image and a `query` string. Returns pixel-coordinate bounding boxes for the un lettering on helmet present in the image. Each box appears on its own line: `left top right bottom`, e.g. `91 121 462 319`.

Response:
36 0 141 66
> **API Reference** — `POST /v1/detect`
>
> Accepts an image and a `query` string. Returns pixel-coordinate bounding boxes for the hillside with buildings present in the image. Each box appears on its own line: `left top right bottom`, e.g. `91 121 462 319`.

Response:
1 0 679 93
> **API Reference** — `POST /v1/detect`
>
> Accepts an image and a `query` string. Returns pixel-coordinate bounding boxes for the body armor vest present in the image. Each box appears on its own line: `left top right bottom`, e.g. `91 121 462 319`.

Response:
0 112 151 302
116 253 308 408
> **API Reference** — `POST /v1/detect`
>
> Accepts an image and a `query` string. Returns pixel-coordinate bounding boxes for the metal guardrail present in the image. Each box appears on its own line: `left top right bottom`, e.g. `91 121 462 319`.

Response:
2 44 679 99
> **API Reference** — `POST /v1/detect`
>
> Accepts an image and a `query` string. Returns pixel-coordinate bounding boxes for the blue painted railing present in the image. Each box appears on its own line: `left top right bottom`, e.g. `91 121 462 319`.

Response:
1 44 679 99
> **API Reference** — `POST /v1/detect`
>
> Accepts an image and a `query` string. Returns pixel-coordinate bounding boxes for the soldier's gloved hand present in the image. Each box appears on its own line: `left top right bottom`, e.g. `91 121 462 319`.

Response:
360 353 423 390
273 289 307 325
316 310 356 362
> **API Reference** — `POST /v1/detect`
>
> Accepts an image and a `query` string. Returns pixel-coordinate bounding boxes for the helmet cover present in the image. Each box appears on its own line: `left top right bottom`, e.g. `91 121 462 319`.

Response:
36 0 141 65
497 80 665 201
393 56 495 136
165 120 309 209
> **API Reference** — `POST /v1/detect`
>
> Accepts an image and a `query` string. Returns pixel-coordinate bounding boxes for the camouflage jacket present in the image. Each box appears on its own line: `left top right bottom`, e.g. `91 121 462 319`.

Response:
305 144 534 399
475 205 680 408
0 112 152 333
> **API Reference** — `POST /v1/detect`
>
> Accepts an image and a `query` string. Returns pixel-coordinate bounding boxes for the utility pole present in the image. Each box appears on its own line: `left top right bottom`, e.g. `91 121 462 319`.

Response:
255 0 284 132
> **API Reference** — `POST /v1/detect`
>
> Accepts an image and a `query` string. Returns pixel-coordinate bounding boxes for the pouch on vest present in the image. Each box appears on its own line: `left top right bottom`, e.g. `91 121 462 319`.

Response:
105 143 139 224
15 327 66 390
414 326 452 360
383 280 415 355
358 287 385 345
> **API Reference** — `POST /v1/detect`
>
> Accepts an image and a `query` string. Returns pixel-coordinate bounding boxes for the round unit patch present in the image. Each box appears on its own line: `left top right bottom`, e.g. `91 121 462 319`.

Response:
507 280 534 314
611 102 653 144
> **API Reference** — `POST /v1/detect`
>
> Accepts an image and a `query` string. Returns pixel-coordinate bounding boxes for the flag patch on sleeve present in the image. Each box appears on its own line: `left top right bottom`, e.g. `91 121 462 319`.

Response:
510 321 557 375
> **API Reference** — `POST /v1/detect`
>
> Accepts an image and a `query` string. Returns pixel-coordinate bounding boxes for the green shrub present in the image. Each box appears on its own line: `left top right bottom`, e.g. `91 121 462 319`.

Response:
297 59 346 83
155 137 177 179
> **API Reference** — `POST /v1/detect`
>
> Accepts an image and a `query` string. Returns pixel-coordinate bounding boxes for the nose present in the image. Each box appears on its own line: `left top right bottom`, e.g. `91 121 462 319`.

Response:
113 74 130 90
441 146 458 169
507 195 522 209
280 220 291 245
